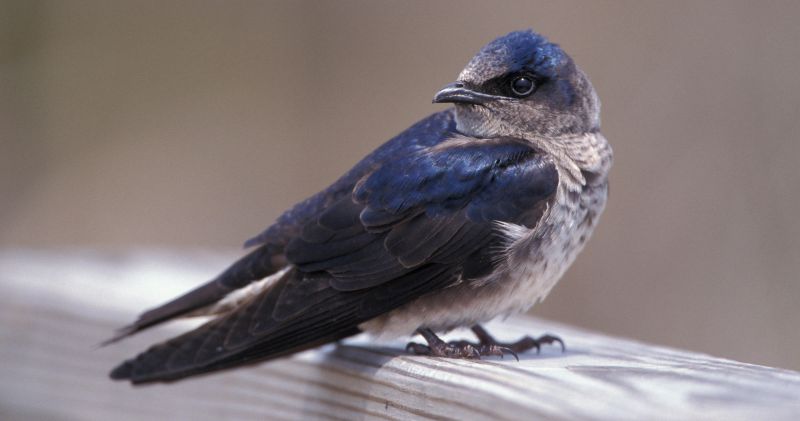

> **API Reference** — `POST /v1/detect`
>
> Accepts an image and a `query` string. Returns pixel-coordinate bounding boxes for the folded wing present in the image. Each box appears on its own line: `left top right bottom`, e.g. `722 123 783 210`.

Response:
111 129 558 383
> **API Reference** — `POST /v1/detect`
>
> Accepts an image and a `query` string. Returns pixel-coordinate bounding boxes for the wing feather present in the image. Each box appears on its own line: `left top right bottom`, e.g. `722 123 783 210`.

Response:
110 113 560 383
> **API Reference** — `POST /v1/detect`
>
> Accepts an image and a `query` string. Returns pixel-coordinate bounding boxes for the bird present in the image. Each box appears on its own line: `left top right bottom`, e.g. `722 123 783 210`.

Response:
107 29 613 384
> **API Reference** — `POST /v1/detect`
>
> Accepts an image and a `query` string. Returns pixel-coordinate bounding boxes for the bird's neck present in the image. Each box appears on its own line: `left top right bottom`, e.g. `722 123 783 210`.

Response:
532 131 613 187
454 110 611 186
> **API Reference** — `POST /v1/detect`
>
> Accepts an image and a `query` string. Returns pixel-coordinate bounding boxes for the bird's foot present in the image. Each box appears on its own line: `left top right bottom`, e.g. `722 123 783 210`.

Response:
447 339 519 361
405 328 518 360
405 341 480 359
470 324 565 355
406 328 481 358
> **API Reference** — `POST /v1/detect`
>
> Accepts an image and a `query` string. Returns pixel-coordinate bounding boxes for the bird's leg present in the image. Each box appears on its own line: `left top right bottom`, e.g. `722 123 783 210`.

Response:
470 324 565 356
406 328 517 360
405 328 481 359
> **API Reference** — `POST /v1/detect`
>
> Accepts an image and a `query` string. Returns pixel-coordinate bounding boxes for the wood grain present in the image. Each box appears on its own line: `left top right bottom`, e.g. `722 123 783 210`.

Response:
1 250 798 420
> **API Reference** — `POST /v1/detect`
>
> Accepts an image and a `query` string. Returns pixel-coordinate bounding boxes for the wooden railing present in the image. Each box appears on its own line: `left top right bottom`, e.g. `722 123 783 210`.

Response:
1 250 798 420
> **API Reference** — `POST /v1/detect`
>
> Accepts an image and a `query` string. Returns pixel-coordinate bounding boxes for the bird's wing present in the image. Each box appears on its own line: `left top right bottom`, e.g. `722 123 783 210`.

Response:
111 134 559 383
243 109 462 249
104 110 460 344
287 136 559 291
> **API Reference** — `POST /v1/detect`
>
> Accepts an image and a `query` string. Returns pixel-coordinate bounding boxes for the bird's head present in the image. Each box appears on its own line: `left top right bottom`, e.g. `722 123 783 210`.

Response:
434 30 599 139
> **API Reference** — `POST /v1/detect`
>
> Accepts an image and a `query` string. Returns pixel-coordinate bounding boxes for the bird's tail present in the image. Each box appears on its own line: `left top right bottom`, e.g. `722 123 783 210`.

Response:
101 244 283 346
109 267 362 383
110 263 455 383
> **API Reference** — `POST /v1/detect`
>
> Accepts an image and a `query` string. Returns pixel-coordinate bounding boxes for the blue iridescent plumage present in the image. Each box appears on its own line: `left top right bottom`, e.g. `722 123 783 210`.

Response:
356 137 556 226
461 30 567 82
245 109 459 248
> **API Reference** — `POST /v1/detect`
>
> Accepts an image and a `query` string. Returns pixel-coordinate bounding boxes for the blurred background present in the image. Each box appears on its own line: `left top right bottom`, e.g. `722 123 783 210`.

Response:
1 0 799 372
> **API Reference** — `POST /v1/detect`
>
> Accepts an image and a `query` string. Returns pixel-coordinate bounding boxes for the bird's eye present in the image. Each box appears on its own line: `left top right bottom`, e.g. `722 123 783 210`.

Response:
510 76 535 97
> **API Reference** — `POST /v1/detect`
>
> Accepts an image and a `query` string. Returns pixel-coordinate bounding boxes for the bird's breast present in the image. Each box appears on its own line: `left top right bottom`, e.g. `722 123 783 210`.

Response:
491 176 608 314
361 132 612 338
361 175 609 338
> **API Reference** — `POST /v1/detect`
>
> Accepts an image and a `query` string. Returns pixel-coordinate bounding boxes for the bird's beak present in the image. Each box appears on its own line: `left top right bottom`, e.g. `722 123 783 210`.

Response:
432 82 498 105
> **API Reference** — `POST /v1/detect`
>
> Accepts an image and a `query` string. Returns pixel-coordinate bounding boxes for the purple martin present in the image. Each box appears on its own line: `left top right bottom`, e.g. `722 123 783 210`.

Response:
108 29 613 383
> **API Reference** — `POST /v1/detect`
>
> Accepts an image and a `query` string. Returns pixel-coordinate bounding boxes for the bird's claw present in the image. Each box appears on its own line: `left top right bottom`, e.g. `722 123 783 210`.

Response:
407 327 564 361
498 333 565 354
406 339 519 361
469 325 566 355
406 340 481 359
476 344 519 361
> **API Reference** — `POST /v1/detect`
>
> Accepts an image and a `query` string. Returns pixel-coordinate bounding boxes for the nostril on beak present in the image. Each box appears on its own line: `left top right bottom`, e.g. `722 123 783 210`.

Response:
454 82 464 88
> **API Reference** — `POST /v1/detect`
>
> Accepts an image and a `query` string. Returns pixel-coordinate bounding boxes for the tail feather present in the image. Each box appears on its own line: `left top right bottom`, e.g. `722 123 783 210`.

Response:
110 268 363 383
110 264 456 383
102 244 282 346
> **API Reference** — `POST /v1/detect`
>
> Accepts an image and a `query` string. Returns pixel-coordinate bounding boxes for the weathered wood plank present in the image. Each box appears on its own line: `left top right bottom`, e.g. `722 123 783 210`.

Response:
1 250 798 420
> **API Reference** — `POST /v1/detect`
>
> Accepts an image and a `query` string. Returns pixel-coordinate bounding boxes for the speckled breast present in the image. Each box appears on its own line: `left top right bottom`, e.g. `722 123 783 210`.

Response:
361 132 612 338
